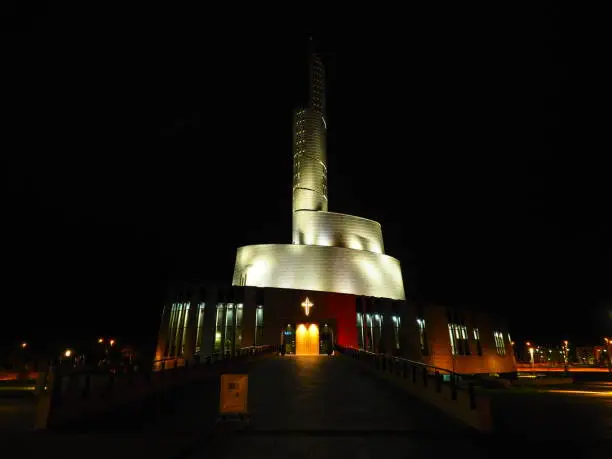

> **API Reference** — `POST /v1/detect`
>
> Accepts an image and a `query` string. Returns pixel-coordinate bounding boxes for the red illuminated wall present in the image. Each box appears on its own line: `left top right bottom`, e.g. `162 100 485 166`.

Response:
260 287 358 349
318 292 357 348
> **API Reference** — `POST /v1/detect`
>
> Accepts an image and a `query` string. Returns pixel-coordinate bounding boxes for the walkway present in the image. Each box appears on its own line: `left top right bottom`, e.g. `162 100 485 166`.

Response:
198 355 487 458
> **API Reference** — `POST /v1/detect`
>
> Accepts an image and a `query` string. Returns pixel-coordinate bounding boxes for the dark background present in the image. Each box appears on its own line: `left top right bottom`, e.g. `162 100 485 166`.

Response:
3 5 610 356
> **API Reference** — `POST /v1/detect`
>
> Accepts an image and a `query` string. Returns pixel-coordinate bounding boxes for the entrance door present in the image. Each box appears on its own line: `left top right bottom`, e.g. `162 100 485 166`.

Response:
296 323 319 355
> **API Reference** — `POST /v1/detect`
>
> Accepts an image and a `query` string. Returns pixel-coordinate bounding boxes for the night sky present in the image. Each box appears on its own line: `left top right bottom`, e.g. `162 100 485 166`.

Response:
3 6 610 355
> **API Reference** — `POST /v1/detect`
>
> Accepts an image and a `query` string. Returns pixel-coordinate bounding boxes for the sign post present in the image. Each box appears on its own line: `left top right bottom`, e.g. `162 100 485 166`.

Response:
219 374 249 421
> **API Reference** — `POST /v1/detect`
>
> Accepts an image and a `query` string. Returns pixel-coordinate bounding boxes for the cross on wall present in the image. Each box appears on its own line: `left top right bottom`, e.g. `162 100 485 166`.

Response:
301 297 314 316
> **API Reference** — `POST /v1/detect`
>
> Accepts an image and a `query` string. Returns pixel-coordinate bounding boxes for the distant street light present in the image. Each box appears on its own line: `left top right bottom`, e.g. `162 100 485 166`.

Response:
64 349 72 358
98 337 116 357
605 338 612 372
562 340 569 372
21 342 28 349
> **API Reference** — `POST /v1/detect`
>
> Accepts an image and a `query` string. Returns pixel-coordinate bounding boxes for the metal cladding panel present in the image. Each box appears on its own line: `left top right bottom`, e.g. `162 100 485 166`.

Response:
232 244 405 300
293 108 327 213
292 210 384 254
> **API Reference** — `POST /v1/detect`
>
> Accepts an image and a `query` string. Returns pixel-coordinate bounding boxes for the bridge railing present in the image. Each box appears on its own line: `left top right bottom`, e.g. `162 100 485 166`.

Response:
34 344 278 429
151 345 276 372
335 344 477 410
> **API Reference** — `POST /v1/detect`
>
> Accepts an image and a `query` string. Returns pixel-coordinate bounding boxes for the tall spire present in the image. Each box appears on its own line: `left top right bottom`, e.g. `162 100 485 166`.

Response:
309 53 326 115
291 45 328 221
306 35 325 116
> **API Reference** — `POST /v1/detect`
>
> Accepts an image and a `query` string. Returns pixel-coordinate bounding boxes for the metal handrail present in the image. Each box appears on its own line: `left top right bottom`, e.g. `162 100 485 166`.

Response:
335 344 477 408
390 356 462 377
336 345 462 377
152 344 275 365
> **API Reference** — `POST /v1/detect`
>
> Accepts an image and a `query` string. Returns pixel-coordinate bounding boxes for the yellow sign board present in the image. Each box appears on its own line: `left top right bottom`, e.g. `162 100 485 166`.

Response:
219 374 248 414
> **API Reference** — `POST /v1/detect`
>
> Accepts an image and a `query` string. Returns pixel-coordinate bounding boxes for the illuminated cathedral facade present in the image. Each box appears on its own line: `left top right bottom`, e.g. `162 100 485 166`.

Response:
154 51 517 375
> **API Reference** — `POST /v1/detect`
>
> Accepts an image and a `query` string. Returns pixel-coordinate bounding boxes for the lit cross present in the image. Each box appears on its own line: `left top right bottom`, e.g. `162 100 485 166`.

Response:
301 297 314 316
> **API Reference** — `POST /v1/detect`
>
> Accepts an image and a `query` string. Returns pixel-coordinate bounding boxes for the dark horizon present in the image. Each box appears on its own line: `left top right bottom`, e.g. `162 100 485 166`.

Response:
3 6 610 354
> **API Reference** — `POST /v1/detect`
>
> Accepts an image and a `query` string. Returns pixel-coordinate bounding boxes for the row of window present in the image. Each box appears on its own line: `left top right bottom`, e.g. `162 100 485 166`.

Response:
449 324 509 356
166 303 264 357
166 302 191 358
213 303 243 353
357 313 419 354
355 311 511 358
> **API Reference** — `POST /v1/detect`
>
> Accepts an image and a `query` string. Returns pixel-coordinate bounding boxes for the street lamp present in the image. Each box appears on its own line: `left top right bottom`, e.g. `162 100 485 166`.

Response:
64 349 72 358
21 342 28 349
604 338 612 372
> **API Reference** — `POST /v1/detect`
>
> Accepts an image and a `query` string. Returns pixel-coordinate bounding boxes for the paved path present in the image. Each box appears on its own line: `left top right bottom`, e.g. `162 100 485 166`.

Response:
489 379 612 457
197 355 487 458
0 396 36 432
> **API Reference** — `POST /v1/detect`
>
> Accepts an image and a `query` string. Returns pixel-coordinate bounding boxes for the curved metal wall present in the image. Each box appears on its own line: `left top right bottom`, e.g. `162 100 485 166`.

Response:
292 210 385 254
232 244 405 300
292 108 327 212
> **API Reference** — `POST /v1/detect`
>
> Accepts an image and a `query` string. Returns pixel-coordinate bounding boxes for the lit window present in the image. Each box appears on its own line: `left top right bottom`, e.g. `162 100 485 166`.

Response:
224 304 235 353
167 302 191 358
176 302 190 357
255 306 264 345
448 323 469 356
356 312 365 350
365 314 373 352
371 314 383 352
195 303 205 354
493 331 506 356
214 303 224 353
392 316 401 350
472 328 482 356
416 318 428 355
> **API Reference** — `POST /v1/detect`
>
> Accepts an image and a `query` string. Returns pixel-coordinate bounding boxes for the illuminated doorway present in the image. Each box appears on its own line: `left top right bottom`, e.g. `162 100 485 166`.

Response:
296 323 319 355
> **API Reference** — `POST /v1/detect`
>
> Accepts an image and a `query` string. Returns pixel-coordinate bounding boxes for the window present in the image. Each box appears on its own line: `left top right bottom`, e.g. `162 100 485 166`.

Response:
372 314 383 352
224 304 235 352
392 316 401 350
235 304 243 348
416 318 428 355
214 303 224 353
365 314 373 352
448 323 469 355
254 306 264 345
167 302 190 357
195 303 205 354
494 331 506 356
473 328 482 356
174 302 190 357
356 312 365 350
166 304 178 356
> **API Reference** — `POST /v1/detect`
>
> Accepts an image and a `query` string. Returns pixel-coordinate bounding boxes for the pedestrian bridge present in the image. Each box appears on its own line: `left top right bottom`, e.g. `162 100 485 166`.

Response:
3 349 489 458
3 349 611 458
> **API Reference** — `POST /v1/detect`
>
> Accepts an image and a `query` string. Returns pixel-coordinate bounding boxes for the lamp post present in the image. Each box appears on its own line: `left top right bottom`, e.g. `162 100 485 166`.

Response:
605 338 611 372
528 347 535 373
98 338 116 357
525 341 531 364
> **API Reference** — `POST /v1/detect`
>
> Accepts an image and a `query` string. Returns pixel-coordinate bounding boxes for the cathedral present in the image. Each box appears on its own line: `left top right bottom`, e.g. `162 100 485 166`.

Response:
154 50 516 375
